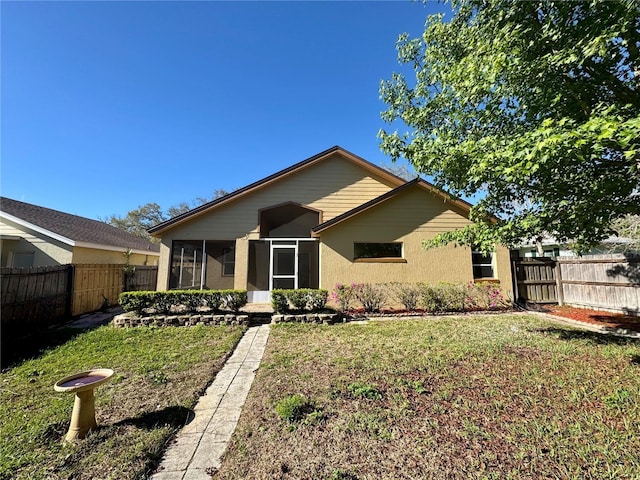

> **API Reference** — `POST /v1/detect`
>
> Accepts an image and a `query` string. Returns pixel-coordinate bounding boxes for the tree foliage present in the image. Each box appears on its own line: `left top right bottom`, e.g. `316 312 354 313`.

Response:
611 214 640 252
105 189 229 240
379 0 640 253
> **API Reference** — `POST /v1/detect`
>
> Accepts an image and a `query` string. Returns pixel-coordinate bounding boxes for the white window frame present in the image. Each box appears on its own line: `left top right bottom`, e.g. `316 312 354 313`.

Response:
472 250 495 279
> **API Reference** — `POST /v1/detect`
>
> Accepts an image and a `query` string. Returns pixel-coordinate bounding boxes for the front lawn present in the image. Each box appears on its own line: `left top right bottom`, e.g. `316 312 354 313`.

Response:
0 325 245 480
216 314 640 480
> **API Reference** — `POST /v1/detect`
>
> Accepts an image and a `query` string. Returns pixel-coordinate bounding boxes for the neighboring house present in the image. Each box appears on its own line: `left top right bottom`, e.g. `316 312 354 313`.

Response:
149 146 513 302
0 197 160 268
516 235 635 258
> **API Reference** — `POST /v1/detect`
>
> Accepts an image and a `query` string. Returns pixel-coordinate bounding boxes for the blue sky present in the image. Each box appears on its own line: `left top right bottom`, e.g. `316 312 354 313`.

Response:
2 1 448 221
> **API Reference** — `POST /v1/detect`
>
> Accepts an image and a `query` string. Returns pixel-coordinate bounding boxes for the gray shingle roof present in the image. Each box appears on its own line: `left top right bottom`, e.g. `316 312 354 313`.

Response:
0 197 159 253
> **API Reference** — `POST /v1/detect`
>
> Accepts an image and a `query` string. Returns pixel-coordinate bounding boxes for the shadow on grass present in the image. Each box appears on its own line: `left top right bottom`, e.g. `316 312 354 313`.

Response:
1 327 89 369
534 327 639 346
113 405 194 430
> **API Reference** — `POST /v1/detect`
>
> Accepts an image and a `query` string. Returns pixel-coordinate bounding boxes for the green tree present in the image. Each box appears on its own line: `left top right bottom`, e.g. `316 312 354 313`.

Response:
379 0 640 253
106 190 229 240
611 214 640 252
106 202 166 240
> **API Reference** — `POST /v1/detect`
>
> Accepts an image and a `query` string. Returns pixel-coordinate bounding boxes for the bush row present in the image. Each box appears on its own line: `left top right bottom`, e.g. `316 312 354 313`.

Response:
119 290 248 315
330 282 511 313
271 289 329 313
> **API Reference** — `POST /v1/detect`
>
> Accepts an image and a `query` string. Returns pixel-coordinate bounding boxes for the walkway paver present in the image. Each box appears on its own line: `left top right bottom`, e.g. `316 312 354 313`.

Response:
151 324 270 480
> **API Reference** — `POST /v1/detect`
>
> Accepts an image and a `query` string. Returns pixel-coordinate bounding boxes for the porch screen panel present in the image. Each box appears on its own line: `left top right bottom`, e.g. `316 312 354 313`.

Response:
248 240 269 291
169 241 204 289
298 241 319 288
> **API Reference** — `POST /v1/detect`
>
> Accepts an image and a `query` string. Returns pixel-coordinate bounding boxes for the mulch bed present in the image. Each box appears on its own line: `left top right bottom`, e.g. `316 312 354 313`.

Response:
542 305 640 332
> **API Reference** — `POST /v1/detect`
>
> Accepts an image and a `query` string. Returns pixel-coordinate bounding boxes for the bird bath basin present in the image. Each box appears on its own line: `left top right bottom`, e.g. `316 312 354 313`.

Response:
54 368 114 441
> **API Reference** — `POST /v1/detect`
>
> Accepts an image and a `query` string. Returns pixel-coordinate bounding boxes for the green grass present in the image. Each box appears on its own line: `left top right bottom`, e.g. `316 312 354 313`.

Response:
0 324 245 480
215 315 640 480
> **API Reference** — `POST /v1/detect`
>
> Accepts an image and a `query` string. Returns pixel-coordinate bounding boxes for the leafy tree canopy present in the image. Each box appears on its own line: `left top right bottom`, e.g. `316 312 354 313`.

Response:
105 189 229 240
379 0 640 253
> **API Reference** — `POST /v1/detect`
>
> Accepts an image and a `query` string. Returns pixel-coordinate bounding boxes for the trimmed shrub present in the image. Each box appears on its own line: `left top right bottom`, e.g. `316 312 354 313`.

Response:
271 289 329 313
180 290 204 312
271 290 289 314
221 290 248 313
153 291 175 314
389 282 421 311
420 283 466 313
119 289 246 315
202 290 223 312
306 289 328 311
353 283 387 313
465 282 510 310
330 283 358 312
119 291 152 314
288 289 309 310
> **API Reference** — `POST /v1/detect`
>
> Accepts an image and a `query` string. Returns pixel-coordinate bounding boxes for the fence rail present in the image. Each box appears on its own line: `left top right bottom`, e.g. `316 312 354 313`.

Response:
1 264 158 334
513 254 639 315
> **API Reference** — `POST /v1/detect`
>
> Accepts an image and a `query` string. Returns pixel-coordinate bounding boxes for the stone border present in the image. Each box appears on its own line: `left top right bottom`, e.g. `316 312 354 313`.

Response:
271 313 342 324
112 313 250 328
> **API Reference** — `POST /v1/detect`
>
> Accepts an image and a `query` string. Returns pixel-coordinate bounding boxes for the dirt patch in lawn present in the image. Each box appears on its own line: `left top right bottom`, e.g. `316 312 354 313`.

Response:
543 305 640 332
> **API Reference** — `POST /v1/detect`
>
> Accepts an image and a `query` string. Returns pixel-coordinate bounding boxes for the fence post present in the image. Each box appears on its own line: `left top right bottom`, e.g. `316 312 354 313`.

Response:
555 259 564 306
65 264 75 318
511 259 520 304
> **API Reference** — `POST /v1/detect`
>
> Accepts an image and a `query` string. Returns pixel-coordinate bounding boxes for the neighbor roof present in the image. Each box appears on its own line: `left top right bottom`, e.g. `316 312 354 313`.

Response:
0 197 160 254
148 146 409 235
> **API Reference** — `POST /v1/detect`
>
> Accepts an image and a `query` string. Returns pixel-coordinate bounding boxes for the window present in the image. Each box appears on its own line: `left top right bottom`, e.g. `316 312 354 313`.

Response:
12 252 34 268
529 248 560 258
222 247 235 276
472 250 494 279
354 242 403 262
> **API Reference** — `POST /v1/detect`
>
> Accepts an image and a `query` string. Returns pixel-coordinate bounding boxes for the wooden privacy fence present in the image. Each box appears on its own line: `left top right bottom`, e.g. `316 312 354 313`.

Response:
72 264 158 316
1 264 158 333
513 258 558 304
558 254 639 315
1 265 73 333
513 254 640 315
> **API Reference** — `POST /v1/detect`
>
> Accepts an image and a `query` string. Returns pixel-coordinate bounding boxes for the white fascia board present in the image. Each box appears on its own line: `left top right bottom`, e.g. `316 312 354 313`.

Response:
74 241 160 256
0 212 75 246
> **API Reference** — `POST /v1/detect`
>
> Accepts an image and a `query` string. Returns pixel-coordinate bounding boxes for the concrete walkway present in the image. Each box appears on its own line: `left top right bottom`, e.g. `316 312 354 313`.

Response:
151 324 271 480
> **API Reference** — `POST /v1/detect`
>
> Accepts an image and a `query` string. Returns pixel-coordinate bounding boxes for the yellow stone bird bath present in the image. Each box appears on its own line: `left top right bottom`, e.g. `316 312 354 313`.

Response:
54 368 114 442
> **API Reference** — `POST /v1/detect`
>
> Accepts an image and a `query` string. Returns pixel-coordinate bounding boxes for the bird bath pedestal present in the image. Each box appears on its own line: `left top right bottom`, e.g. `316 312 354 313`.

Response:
54 368 114 442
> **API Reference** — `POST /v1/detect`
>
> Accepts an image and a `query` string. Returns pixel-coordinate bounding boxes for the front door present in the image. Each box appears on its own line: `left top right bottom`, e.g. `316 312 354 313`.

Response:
271 242 297 290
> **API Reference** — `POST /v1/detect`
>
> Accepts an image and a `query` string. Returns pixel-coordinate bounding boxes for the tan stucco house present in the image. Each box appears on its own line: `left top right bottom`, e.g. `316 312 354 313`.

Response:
0 197 160 268
149 146 512 302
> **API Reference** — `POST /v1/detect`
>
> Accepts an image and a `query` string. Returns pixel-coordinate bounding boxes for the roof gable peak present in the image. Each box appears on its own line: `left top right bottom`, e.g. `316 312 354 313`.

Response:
149 146 407 235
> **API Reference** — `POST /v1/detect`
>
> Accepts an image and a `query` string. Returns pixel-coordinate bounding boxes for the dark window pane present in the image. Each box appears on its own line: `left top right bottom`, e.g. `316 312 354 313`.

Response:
273 278 295 289
473 265 494 278
472 252 492 264
274 249 295 275
354 243 402 259
222 248 235 276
